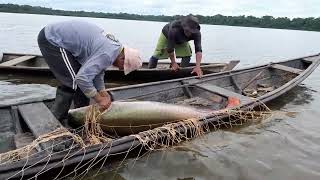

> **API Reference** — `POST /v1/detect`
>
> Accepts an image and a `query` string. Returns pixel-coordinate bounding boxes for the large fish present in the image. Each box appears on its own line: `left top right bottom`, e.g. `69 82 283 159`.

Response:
68 101 207 135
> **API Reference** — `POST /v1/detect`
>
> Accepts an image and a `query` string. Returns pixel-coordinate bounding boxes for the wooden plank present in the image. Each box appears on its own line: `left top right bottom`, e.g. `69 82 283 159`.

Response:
14 133 35 148
0 108 15 133
11 106 22 134
0 109 15 153
230 76 242 93
18 102 64 150
11 106 43 152
227 69 271 89
303 56 319 63
242 70 264 90
222 60 240 71
18 102 63 137
0 55 35 66
181 81 193 98
195 83 253 104
271 64 303 74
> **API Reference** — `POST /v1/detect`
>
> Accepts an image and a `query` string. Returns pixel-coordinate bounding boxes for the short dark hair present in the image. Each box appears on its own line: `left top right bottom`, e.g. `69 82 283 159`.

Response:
181 15 200 33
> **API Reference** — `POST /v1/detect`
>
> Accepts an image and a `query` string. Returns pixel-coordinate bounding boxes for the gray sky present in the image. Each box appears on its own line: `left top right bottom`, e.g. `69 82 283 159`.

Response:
1 0 319 18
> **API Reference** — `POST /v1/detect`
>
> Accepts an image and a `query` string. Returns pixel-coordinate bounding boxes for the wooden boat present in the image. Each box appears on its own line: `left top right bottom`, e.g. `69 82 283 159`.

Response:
0 52 239 86
0 53 319 179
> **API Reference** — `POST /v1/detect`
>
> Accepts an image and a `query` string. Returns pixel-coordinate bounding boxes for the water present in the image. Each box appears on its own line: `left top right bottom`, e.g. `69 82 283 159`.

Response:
1 13 320 180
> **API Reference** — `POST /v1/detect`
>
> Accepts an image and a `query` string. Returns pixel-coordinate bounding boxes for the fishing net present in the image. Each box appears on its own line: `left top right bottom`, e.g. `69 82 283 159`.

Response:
0 128 84 163
0 99 278 180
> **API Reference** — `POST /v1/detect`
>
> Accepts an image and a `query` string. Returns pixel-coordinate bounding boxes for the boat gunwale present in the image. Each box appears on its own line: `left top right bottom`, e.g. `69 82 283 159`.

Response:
1 52 238 71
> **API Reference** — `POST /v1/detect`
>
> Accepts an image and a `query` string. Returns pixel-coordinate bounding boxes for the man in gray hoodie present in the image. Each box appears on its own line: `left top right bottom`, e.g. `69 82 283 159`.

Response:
38 20 142 122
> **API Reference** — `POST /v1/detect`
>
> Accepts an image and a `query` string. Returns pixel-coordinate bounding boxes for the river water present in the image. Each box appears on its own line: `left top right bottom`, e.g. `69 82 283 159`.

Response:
1 13 320 180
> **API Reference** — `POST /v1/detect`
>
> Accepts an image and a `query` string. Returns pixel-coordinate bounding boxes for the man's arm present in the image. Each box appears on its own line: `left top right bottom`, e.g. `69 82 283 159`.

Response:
93 71 106 92
75 54 112 110
191 33 203 77
167 28 179 71
168 51 179 71
195 51 202 67
93 71 111 111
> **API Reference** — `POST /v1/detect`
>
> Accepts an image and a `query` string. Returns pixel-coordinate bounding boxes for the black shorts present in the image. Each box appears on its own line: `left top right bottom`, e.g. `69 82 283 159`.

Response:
37 28 81 90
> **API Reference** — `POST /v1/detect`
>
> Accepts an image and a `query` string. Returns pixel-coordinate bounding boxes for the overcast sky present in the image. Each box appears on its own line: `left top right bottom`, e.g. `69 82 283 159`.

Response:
1 0 319 18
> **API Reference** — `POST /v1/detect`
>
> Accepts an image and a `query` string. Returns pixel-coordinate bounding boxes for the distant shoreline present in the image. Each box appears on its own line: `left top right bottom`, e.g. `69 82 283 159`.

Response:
1 3 320 32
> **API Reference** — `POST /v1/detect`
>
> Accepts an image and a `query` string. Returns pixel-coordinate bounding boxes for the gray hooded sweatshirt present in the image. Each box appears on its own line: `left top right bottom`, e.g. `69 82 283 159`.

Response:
45 20 122 97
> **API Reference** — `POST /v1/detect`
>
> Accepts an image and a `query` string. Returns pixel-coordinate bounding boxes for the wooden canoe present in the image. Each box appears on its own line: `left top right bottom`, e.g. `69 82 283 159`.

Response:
0 53 319 179
0 52 239 86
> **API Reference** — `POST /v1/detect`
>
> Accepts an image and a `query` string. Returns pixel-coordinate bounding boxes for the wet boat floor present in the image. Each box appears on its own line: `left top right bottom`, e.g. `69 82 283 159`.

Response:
170 96 226 112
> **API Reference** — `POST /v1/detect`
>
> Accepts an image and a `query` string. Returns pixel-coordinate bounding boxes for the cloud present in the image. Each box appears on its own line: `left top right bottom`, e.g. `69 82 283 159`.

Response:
0 0 319 18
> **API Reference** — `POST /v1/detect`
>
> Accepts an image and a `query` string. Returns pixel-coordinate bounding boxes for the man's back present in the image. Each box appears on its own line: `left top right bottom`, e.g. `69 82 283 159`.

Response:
44 20 121 64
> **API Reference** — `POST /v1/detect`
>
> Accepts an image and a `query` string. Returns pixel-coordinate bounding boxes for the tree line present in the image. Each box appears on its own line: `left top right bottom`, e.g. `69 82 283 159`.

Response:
1 3 320 31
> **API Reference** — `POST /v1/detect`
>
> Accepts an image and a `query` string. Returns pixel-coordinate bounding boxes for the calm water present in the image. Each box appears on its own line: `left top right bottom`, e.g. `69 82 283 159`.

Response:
1 13 320 180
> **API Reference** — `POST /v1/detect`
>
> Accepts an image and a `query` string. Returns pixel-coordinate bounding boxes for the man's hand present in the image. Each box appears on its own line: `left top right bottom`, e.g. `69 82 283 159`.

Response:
191 66 203 78
169 52 179 72
94 92 111 112
171 62 180 72
99 89 109 97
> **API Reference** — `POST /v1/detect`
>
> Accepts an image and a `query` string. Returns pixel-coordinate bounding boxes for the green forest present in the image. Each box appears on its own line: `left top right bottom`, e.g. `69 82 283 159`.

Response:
1 3 320 31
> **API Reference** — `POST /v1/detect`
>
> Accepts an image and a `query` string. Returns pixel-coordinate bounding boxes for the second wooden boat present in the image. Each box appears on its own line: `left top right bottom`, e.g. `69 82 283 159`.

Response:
0 52 239 86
